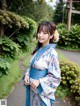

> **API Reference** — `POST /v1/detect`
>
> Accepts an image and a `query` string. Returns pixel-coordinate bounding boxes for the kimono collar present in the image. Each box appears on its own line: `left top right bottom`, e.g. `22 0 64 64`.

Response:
41 43 57 49
31 43 57 66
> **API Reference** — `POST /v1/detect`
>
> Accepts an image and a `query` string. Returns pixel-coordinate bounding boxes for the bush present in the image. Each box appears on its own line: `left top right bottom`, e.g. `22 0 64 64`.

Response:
0 9 29 29
57 23 67 29
22 16 37 38
55 85 70 99
57 24 80 50
71 78 80 106
0 36 20 59
60 59 80 88
0 58 10 77
0 9 37 51
15 34 30 50
13 16 37 50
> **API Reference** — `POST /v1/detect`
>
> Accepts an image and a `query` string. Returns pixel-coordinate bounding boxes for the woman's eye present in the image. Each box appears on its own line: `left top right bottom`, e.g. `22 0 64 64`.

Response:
43 32 47 34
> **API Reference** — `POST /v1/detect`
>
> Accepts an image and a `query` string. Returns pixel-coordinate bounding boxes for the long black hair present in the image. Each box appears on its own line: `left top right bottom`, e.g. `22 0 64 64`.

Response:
32 21 56 55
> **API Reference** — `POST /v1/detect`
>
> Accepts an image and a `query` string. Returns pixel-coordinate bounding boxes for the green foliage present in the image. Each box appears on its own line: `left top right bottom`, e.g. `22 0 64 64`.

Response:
71 79 80 106
71 2 80 24
0 9 29 29
57 23 67 29
60 59 80 87
59 58 80 106
0 56 22 98
0 36 20 59
57 24 80 50
55 85 70 99
53 0 65 24
69 25 80 49
22 16 37 39
0 58 10 77
14 34 30 50
8 0 54 23
13 16 37 50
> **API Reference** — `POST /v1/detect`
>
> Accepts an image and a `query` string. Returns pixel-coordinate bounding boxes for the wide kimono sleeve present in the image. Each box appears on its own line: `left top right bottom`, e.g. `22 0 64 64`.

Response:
25 53 36 76
39 51 61 98
25 63 31 76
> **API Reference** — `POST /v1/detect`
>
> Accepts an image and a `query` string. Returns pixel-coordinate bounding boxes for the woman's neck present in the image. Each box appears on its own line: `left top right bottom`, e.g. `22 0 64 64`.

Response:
42 42 49 47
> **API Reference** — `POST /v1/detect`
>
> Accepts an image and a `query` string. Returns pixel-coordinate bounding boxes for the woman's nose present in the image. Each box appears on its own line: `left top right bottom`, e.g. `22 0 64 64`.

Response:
39 32 43 36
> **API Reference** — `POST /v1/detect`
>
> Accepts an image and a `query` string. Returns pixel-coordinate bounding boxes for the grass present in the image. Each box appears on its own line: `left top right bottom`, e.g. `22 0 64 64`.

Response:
56 49 65 60
0 59 21 99
57 46 80 52
23 53 31 68
23 41 36 68
0 51 28 99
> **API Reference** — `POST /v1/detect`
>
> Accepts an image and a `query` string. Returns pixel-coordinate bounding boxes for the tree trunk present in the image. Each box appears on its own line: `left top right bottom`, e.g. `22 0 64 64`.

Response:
67 0 72 31
0 0 7 37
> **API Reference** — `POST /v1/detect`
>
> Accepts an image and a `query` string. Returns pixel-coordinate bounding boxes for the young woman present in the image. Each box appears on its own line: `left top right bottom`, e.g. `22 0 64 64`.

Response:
23 21 61 106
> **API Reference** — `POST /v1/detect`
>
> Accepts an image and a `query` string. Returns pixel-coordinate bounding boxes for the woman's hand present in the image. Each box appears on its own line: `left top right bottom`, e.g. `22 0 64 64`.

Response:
31 80 40 89
24 75 30 85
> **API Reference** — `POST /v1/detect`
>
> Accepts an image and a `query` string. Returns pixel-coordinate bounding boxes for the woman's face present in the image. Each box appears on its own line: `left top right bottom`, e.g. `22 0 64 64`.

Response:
37 31 51 47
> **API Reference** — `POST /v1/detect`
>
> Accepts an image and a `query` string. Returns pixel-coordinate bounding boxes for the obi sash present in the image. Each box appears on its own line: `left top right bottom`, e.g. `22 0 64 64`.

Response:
30 67 48 94
25 67 48 106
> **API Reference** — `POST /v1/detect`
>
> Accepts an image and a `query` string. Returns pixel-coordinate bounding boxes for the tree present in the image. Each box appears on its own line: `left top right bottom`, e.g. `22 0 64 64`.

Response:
53 0 65 24
72 2 80 24
0 0 7 36
7 0 54 23
0 0 35 37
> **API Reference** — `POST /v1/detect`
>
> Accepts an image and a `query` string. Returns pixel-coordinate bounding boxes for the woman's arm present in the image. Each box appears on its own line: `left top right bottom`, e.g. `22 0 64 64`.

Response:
39 52 61 95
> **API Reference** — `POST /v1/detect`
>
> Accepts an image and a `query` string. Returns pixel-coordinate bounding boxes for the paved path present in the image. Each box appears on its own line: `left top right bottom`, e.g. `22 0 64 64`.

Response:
7 49 80 106
57 49 80 66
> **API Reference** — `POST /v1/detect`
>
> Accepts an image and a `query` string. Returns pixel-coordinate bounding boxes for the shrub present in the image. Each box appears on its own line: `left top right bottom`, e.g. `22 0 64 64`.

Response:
57 24 80 50
71 78 80 106
60 59 80 88
69 25 80 49
0 36 20 59
55 85 70 99
0 9 29 29
22 16 37 38
57 23 67 29
15 34 30 50
13 16 37 50
0 58 10 77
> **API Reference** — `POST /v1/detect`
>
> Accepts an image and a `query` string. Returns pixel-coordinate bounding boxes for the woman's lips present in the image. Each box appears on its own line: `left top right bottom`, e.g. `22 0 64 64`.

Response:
38 38 44 40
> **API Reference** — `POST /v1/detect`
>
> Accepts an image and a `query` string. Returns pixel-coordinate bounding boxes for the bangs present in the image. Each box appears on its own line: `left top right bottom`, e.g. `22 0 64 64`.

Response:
37 25 50 34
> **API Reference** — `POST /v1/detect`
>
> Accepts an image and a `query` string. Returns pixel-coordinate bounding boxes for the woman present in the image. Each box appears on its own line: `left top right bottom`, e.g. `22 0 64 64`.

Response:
23 21 61 106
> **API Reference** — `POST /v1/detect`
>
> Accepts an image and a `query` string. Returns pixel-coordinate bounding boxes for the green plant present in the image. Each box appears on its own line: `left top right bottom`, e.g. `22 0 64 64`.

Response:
15 34 30 50
55 85 70 99
0 9 29 29
71 78 80 106
0 58 10 77
0 36 20 59
57 23 67 29
60 59 80 87
13 16 37 51
22 16 37 41
57 24 80 50
0 57 22 99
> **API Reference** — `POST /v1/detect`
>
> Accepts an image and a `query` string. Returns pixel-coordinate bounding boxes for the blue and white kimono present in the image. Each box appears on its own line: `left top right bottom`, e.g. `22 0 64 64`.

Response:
23 44 61 106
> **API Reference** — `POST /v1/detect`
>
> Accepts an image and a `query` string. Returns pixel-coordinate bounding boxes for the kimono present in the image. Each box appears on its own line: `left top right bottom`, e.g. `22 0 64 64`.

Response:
23 44 61 106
